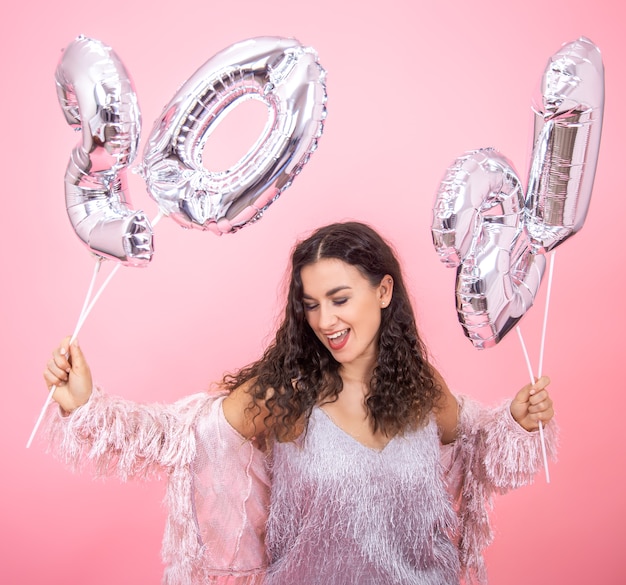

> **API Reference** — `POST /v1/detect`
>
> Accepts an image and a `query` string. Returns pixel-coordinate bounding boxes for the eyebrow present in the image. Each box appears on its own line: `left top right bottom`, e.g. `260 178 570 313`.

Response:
302 285 352 299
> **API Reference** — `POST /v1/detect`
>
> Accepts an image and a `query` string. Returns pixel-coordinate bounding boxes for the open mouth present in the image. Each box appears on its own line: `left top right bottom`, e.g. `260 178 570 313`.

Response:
327 329 349 350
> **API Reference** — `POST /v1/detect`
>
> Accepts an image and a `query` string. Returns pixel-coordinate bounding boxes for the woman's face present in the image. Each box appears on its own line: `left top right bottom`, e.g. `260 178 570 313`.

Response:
300 258 393 373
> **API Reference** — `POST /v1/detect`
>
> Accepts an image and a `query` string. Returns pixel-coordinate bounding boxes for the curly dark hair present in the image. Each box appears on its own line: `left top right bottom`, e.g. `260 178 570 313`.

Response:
222 221 442 438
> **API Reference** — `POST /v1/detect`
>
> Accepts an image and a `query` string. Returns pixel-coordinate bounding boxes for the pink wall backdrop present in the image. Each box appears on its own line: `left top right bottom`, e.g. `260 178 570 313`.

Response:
2 0 624 583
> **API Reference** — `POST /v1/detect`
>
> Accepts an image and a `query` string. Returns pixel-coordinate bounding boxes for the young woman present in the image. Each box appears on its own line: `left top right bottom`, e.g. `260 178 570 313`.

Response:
43 221 556 585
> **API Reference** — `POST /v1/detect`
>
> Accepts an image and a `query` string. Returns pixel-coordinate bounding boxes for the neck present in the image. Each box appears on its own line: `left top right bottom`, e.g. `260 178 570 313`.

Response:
339 360 375 388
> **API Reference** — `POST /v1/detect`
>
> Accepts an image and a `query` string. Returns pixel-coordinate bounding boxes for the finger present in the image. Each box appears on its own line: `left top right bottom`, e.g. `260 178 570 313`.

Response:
531 396 554 418
47 353 70 379
528 388 551 406
52 344 71 371
530 375 551 394
537 403 554 421
528 401 551 416
514 382 533 404
67 339 88 375
44 337 73 387
528 387 552 407
43 363 67 388
534 405 554 424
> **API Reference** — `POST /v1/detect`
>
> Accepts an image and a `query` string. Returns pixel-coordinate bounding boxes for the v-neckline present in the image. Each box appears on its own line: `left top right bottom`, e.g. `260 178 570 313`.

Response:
316 406 396 453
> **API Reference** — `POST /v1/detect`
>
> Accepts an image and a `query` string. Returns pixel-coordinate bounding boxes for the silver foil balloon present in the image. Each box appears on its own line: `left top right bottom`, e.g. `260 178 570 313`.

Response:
433 149 546 349
141 36 327 234
525 37 604 253
56 35 153 266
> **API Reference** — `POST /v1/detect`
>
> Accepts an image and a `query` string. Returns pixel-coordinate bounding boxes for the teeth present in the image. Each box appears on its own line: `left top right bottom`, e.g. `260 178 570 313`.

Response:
328 329 348 339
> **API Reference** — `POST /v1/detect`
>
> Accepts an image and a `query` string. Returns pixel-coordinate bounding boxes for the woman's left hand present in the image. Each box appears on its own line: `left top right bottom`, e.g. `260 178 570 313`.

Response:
510 375 554 431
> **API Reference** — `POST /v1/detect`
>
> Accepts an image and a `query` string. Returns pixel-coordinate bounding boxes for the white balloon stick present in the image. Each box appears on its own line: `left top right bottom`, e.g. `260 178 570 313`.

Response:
26 258 103 449
516 326 550 484
538 251 556 380
26 213 164 449
515 250 556 484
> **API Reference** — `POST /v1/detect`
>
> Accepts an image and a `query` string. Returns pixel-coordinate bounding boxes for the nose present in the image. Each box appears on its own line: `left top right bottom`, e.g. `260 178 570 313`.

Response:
318 303 338 331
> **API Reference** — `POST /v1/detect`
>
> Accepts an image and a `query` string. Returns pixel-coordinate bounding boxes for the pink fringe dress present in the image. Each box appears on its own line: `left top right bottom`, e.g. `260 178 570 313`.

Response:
46 388 557 584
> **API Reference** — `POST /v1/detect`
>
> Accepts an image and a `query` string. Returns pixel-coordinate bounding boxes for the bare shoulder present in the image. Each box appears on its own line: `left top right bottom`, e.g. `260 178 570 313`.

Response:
222 378 273 440
431 366 459 445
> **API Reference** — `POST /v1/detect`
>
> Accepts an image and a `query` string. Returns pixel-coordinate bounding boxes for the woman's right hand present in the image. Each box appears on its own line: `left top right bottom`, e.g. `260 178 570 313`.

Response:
43 337 93 414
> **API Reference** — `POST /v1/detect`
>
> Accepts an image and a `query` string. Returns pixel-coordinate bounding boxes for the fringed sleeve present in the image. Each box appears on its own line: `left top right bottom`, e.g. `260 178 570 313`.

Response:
45 388 270 585
164 394 270 585
440 396 558 584
44 386 208 479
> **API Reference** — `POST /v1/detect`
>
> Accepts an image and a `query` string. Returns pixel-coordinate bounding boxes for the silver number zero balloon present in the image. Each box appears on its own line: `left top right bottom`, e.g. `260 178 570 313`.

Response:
141 36 328 234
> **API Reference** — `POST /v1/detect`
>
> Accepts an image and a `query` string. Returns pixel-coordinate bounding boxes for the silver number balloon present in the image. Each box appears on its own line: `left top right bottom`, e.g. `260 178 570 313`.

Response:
56 35 154 266
432 37 603 348
525 37 605 253
141 36 327 234
432 149 546 349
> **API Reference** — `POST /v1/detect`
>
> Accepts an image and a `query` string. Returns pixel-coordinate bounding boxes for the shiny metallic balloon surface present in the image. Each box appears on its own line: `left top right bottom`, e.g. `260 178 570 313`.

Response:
141 36 327 234
56 35 153 266
432 37 603 348
525 37 604 253
433 149 546 349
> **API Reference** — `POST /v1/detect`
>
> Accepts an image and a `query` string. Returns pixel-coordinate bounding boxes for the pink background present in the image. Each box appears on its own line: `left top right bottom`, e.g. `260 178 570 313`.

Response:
2 0 624 583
